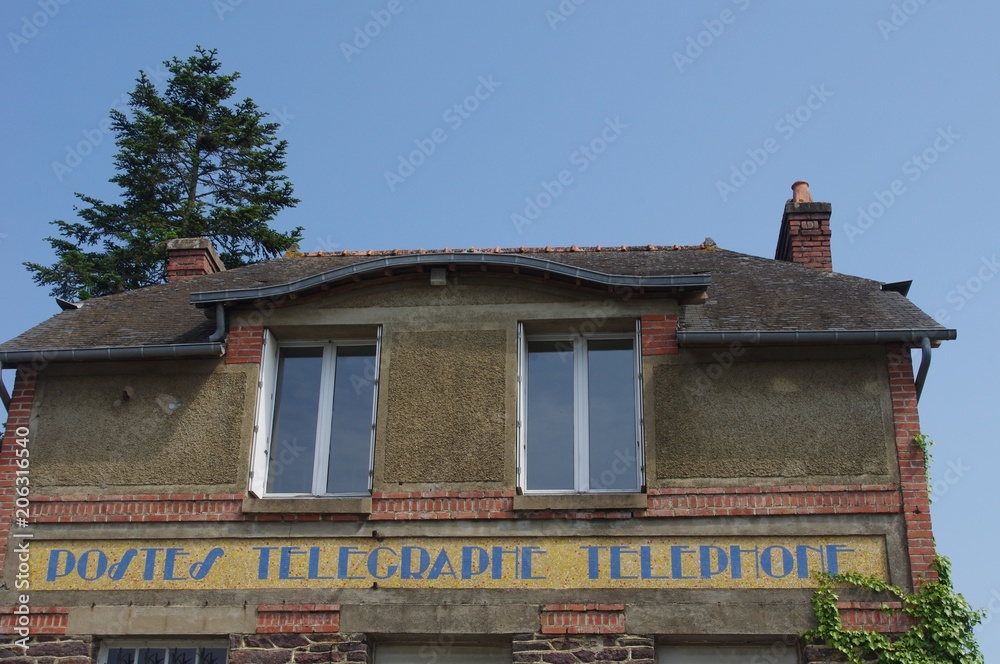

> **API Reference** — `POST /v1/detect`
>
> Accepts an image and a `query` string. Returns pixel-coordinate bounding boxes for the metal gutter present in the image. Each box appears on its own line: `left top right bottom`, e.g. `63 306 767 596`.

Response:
0 342 225 367
915 336 933 402
677 328 957 346
189 253 712 305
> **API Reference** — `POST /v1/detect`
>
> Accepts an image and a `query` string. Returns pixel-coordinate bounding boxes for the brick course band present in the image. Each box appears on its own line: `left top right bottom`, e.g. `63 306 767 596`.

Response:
0 606 69 635
257 603 341 634
540 604 626 635
836 601 914 634
24 484 901 524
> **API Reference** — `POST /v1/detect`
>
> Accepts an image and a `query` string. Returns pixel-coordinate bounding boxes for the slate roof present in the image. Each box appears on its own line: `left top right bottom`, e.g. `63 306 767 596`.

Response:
0 243 951 357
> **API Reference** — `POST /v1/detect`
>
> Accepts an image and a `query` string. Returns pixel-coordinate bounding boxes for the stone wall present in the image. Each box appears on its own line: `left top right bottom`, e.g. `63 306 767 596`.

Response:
0 635 94 663
229 632 369 664
513 634 654 664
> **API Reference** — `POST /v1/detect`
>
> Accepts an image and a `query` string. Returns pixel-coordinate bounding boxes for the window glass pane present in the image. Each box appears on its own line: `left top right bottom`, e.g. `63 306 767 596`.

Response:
169 649 197 664
326 345 377 494
526 340 576 491
137 649 166 664
199 648 229 664
106 649 135 664
587 339 638 491
267 347 324 493
657 645 797 664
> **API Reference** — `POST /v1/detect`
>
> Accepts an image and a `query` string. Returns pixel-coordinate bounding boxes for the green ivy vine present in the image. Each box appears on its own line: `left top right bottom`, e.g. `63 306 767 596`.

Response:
805 435 984 663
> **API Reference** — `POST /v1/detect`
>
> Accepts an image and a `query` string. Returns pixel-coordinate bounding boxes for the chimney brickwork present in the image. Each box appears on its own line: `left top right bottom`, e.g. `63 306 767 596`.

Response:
775 182 832 272
165 238 225 282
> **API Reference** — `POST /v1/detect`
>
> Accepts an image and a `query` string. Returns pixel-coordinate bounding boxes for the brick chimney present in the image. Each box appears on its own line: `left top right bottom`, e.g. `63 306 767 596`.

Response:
165 238 225 281
774 181 832 272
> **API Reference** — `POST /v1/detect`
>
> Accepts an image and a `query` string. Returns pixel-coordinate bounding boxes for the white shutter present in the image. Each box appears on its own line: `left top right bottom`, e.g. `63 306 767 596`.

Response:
248 329 278 497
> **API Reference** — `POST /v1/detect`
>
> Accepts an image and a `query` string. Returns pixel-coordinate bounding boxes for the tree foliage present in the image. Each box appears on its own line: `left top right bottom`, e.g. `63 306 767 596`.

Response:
27 46 302 300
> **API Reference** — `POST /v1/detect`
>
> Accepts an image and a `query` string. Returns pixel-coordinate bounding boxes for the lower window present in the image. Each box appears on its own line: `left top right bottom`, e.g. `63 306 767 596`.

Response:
103 645 228 664
376 644 510 664
657 644 798 664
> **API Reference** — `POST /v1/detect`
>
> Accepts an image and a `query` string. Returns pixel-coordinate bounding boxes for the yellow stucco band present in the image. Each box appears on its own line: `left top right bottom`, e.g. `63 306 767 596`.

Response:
31 535 887 591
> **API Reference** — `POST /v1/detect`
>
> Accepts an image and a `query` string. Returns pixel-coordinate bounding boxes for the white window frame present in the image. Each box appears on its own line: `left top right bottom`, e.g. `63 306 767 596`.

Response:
249 327 381 498
517 321 645 494
99 641 229 664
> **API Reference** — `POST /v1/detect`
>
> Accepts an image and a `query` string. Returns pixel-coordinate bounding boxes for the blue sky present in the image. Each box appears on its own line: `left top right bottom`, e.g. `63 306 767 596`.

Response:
2 0 998 655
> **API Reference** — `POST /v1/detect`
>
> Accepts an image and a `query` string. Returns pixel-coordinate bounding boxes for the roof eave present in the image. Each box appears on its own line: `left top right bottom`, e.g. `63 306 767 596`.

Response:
677 328 957 347
188 253 713 306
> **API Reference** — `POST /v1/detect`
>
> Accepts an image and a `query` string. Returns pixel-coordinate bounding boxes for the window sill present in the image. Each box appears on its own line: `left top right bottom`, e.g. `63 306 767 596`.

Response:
242 496 372 514
513 493 647 511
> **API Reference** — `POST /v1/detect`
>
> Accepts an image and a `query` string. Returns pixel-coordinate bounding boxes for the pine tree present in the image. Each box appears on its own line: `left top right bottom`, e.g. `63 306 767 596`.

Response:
26 46 302 300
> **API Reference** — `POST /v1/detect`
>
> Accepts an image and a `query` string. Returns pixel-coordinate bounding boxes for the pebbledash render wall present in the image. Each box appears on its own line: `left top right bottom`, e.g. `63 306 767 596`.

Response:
0 280 936 659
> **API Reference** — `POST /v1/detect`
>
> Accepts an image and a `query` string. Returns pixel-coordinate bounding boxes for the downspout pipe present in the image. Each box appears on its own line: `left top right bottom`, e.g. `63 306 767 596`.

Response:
208 302 226 342
915 336 932 402
0 371 10 411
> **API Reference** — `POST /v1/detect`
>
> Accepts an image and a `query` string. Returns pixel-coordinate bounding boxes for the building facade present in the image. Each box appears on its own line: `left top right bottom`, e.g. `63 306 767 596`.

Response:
0 188 955 663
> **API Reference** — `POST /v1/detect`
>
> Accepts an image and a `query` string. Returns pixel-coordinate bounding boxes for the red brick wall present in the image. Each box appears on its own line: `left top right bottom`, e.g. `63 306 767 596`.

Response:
0 367 37 575
25 484 904 524
640 314 678 355
256 604 340 634
777 204 833 272
540 603 625 635
0 606 68 635
836 601 914 633
165 247 222 282
225 325 265 364
887 345 937 588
